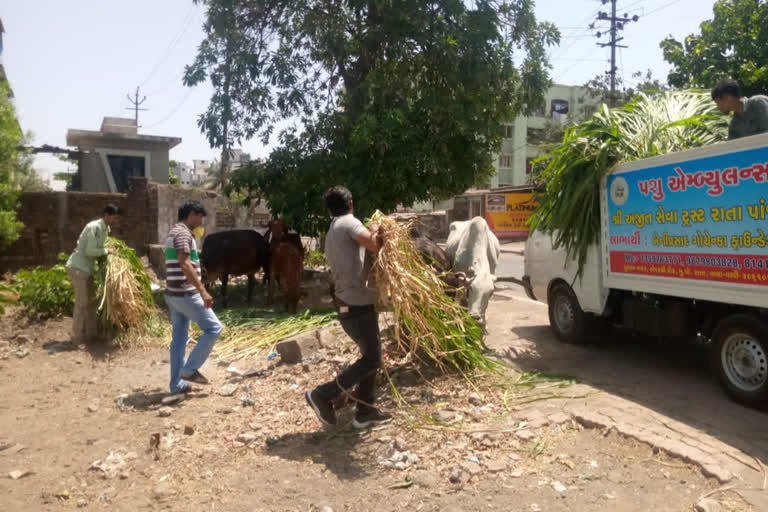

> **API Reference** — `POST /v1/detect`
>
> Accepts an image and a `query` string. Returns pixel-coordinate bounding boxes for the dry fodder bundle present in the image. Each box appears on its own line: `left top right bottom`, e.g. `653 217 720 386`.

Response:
371 211 498 375
98 238 155 333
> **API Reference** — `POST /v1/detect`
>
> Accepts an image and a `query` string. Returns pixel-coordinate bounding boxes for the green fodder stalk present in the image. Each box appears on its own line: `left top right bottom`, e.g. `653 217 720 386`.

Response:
529 91 728 276
371 211 499 374
162 308 335 361
97 237 155 334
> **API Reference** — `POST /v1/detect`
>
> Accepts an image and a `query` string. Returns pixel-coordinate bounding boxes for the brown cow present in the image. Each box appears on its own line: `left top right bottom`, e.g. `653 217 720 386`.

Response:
266 219 304 313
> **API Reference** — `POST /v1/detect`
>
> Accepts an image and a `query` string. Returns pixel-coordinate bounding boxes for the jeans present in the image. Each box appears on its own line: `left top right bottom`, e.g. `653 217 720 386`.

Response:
315 304 381 413
67 267 97 343
164 293 223 393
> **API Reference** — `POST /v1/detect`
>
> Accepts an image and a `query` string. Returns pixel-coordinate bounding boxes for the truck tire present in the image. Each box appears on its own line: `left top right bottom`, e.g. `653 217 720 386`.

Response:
712 314 768 407
548 283 586 344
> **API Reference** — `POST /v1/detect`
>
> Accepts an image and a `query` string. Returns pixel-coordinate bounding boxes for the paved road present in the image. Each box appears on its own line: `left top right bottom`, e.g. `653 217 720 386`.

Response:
495 251 527 297
485 295 768 509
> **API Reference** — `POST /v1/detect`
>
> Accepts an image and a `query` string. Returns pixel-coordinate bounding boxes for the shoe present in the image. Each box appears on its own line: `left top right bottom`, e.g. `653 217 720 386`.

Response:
352 408 392 429
305 390 336 426
170 382 197 394
179 370 209 385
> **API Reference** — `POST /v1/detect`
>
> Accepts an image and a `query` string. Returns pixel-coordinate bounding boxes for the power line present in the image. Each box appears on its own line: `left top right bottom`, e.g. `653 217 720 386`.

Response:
140 3 198 88
644 0 681 17
143 89 194 130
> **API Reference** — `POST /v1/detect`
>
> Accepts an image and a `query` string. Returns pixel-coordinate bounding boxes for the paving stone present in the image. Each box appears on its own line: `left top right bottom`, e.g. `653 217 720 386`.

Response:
515 430 535 442
569 408 615 430
694 497 723 512
547 412 571 425
701 463 734 484
461 462 482 477
486 460 507 473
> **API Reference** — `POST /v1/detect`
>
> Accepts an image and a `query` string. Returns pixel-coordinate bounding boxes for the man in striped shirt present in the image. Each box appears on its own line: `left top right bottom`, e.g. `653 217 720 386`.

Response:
164 200 222 393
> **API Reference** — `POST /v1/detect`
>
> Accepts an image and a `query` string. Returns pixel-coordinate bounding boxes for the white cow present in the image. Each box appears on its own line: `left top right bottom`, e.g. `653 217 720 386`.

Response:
444 217 501 323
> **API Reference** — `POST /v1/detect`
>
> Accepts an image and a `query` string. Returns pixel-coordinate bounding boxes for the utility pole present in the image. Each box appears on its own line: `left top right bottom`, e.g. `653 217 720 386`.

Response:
592 0 639 106
125 86 148 127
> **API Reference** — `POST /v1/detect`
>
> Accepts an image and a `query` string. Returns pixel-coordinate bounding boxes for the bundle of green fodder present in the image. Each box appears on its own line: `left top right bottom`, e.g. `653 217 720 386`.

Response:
212 309 335 361
97 237 155 332
371 211 498 375
529 91 728 276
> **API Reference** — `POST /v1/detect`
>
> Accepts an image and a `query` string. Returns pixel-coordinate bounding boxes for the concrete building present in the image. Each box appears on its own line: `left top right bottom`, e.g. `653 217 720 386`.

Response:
171 161 193 186
190 159 212 186
490 84 599 187
229 149 251 172
66 117 181 193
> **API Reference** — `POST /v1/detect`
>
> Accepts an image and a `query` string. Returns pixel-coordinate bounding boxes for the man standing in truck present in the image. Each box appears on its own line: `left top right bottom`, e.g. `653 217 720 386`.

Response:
711 79 768 140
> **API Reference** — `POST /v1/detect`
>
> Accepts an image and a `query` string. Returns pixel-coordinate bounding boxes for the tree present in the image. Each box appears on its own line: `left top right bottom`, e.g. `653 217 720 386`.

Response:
661 0 768 95
0 83 25 249
54 154 78 191
168 160 181 185
584 69 668 108
186 0 559 233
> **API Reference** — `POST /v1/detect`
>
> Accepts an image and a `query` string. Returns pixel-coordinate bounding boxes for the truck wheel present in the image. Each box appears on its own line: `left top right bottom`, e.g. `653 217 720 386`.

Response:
712 314 768 407
548 283 586 344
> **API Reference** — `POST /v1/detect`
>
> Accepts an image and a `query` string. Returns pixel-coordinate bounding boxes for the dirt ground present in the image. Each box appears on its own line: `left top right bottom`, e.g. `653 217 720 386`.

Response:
0 290 743 512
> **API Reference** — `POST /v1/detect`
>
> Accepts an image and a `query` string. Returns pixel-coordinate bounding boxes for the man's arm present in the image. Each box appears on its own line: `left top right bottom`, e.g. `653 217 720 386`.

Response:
84 224 115 257
178 251 214 308
752 97 768 135
354 223 382 253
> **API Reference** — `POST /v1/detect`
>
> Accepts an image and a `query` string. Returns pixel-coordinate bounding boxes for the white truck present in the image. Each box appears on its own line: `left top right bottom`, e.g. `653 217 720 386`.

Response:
523 133 768 406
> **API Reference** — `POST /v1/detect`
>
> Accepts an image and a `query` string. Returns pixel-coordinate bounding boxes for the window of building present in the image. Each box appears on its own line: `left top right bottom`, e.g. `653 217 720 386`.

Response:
498 154 513 168
503 124 514 139
107 155 145 193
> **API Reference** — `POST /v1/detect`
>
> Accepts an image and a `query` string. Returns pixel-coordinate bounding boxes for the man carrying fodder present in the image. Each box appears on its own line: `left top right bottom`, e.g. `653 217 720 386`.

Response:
97 237 155 333
305 186 392 429
163 201 223 394
66 204 120 344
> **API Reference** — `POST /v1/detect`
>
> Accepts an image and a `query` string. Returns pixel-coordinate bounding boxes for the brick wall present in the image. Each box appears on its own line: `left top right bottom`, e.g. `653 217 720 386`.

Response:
0 178 231 272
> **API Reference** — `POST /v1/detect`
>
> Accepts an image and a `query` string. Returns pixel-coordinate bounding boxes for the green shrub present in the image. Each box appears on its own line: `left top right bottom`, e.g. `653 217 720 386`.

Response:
16 254 74 317
304 249 327 268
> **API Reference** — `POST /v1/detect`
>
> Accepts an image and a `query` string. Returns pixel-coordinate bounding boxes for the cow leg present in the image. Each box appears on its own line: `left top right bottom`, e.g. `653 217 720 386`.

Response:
220 274 229 308
267 270 275 305
246 274 255 302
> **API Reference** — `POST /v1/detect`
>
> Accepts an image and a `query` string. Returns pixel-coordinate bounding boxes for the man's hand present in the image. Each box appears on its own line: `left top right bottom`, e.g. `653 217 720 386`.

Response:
201 289 214 309
356 224 383 253
107 248 117 256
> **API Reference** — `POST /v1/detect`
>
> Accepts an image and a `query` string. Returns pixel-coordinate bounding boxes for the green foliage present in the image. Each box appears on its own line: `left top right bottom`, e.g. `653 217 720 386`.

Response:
529 91 728 275
303 249 327 268
0 82 24 248
169 160 182 185
661 0 768 95
16 254 74 318
584 69 669 107
188 0 559 234
0 281 18 315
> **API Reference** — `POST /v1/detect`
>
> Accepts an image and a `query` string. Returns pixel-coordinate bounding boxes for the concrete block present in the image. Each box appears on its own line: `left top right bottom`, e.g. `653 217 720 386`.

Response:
275 329 321 364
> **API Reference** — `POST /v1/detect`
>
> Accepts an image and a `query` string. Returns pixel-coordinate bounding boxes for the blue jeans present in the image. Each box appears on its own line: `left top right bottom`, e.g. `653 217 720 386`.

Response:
164 293 223 393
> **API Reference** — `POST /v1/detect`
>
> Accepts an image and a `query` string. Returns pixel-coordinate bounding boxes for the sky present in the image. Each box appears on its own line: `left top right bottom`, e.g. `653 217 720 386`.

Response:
3 0 715 190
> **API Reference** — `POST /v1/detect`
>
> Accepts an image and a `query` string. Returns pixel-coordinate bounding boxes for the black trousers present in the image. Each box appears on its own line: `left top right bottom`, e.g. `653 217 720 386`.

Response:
315 304 381 413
